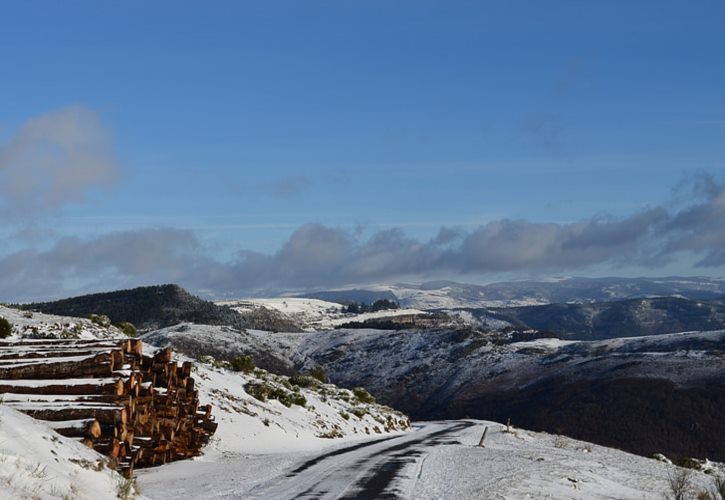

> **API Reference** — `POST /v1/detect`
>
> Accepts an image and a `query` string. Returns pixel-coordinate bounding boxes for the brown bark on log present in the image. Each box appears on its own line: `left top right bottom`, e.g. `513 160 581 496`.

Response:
0 393 127 405
0 353 113 379
0 349 115 361
0 379 124 396
14 405 127 425
1 337 216 473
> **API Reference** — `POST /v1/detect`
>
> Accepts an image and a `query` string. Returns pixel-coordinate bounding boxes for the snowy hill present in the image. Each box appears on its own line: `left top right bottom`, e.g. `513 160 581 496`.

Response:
219 297 428 332
0 305 409 497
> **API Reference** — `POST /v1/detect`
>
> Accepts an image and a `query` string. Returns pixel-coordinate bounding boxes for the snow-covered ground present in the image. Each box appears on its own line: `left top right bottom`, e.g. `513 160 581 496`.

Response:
219 297 427 331
4 303 725 499
184 355 410 455
0 405 142 500
0 305 124 341
137 419 724 499
0 305 409 498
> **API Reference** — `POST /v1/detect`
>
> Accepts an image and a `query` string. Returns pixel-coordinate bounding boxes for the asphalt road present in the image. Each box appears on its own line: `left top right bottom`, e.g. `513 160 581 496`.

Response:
244 420 475 500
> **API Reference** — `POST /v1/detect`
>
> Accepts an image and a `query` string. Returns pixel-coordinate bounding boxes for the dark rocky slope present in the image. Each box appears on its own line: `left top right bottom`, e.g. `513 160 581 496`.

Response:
482 296 725 340
286 328 725 462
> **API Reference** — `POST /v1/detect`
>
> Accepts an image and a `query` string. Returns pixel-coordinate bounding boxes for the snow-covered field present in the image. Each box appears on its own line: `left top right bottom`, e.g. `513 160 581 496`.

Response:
219 297 427 331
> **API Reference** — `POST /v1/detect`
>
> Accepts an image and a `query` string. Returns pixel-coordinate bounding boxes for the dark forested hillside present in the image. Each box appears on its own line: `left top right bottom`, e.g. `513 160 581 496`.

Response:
25 284 245 332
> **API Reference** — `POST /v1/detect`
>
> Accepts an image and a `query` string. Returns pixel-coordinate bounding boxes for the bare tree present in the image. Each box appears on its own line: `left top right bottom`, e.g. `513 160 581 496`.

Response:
665 468 693 500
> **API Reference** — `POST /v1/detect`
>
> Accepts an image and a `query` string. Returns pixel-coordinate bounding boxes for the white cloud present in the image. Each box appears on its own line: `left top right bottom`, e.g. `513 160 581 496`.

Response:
0 106 119 218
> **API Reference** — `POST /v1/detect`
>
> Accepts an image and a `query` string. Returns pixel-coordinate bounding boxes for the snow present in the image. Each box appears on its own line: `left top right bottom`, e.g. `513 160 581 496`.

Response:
406 423 716 500
173 355 409 455
0 405 142 500
0 305 125 341
4 302 725 499
385 284 550 309
137 420 723 499
219 298 345 331
219 297 427 331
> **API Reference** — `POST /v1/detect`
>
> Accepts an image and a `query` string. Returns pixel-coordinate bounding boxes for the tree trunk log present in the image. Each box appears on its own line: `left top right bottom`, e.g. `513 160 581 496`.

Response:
48 419 102 439
11 404 127 425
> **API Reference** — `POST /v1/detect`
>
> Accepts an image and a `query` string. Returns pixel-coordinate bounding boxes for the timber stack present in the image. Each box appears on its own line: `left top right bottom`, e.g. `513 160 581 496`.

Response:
0 338 217 477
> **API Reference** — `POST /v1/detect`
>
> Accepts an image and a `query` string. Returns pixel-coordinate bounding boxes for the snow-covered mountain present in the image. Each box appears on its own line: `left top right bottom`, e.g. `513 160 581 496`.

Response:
309 276 725 309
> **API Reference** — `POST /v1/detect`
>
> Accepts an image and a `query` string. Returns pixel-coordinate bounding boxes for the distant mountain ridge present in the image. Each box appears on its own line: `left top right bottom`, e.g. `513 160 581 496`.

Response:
302 276 725 310
483 295 725 340
389 276 725 308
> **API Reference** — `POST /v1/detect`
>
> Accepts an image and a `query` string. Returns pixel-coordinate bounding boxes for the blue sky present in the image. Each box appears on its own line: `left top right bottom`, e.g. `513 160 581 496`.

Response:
1 1 724 300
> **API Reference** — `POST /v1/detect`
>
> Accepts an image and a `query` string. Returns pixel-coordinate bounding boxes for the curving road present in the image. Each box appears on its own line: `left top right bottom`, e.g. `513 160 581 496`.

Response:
240 421 475 500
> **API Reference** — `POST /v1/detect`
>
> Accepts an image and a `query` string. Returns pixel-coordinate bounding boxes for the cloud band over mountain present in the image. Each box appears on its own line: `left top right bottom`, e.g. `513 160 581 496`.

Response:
1 172 724 301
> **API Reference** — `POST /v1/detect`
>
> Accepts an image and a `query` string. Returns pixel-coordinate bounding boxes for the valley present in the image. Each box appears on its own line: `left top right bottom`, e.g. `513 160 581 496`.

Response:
4 276 725 498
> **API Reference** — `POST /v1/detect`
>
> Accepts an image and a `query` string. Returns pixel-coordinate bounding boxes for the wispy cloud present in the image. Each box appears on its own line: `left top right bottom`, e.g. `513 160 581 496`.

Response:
0 106 119 219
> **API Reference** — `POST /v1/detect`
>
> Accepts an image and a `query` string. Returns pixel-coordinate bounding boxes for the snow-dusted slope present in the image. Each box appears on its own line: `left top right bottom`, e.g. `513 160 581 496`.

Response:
0 405 141 500
144 320 725 463
0 304 125 340
1 304 409 498
181 353 410 455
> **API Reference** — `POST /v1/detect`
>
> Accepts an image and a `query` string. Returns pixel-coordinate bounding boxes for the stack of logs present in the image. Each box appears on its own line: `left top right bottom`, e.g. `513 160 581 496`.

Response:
0 338 217 477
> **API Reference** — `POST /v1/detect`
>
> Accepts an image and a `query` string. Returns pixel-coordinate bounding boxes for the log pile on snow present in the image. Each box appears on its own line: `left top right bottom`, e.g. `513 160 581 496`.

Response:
0 338 217 477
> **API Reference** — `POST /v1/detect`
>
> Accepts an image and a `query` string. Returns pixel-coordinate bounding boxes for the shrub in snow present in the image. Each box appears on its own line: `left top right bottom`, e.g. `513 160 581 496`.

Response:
308 365 328 383
350 407 368 419
116 476 141 500
0 316 12 338
244 381 306 407
352 387 376 404
115 321 137 338
246 381 272 402
88 313 111 328
230 354 255 373
290 393 307 407
290 374 320 389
